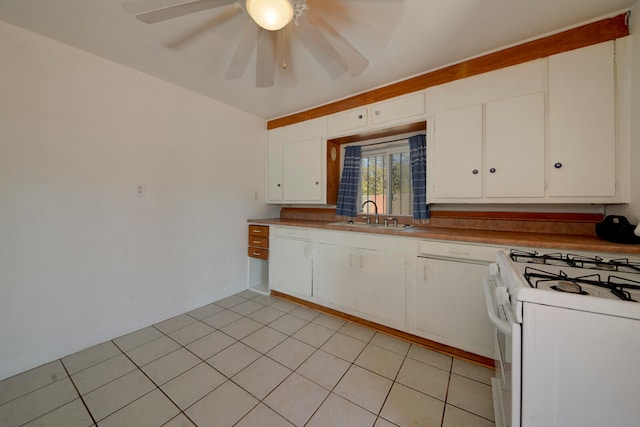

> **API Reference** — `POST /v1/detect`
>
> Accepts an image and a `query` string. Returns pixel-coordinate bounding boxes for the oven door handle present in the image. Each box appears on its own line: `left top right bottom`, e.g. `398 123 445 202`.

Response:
483 276 513 336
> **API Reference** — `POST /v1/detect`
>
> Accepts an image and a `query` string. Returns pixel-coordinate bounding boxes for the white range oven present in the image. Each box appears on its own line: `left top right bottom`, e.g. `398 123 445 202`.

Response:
484 249 640 427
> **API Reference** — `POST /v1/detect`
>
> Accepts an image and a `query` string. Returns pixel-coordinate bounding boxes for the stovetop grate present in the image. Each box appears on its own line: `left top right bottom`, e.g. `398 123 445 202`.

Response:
510 250 640 274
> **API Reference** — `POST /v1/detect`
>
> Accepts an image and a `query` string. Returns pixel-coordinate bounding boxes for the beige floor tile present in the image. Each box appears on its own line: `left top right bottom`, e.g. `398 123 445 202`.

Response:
374 417 399 426
452 359 494 385
126 336 181 366
229 300 265 316
406 345 453 372
0 378 78 427
396 358 450 401
334 365 393 414
312 313 346 331
321 332 367 362
62 341 121 374
241 326 288 353
292 323 335 347
22 398 92 427
168 321 215 346
443 404 495 427
267 338 315 370
0 360 67 405
141 348 200 385
447 374 495 421
201 310 243 329
355 344 404 380
339 322 376 342
268 314 309 335
236 403 294 427
215 295 248 309
220 317 263 340
98 389 179 427
296 350 351 391
185 330 236 359
380 383 445 427
290 306 321 321
264 373 329 427
237 290 259 299
72 353 136 395
269 299 299 313
307 393 377 427
163 413 196 427
248 306 286 324
251 294 280 306
232 356 292 399
186 380 258 427
154 314 196 334
113 326 163 352
83 370 155 421
207 342 261 377
187 303 225 320
161 363 225 410
370 333 411 356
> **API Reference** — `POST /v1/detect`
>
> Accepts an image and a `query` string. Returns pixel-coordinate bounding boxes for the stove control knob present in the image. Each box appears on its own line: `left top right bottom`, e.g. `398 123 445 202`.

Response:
495 287 509 306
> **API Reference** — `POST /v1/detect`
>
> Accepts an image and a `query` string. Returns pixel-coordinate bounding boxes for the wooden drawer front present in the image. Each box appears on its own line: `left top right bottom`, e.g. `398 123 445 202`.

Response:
248 247 268 260
248 236 269 248
249 225 269 237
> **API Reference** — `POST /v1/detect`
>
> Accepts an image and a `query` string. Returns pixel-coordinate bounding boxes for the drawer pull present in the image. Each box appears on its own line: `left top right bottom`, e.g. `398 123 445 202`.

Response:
253 230 262 233
252 240 260 244
448 249 469 255
252 251 261 256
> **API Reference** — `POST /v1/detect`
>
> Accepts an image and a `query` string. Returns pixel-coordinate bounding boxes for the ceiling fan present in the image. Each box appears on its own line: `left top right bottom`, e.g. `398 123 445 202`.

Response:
130 0 375 88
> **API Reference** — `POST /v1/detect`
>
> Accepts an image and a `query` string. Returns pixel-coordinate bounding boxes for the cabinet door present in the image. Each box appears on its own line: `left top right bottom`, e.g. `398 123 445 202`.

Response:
416 257 493 358
267 137 283 202
315 244 357 309
548 41 616 197
282 138 322 202
269 237 312 298
356 249 407 326
432 105 483 198
485 93 545 198
371 92 425 125
327 108 368 134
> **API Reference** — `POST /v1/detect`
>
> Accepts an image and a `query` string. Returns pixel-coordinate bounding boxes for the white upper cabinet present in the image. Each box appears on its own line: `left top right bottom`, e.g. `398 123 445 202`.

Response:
548 41 616 198
485 92 545 198
266 117 326 204
432 105 483 199
327 92 426 136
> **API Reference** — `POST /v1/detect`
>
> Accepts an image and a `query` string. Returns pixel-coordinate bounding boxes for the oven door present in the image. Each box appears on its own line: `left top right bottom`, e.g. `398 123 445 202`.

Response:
483 268 521 427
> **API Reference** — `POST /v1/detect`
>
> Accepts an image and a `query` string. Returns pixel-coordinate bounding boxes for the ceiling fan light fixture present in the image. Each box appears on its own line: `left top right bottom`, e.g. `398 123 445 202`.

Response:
246 0 294 31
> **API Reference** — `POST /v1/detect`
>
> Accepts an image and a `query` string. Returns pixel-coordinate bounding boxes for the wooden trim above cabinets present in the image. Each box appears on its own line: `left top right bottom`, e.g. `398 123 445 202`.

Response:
267 12 629 130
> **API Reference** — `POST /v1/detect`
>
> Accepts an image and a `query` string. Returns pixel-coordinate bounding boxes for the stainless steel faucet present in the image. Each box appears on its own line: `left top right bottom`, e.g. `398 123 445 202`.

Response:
361 200 379 224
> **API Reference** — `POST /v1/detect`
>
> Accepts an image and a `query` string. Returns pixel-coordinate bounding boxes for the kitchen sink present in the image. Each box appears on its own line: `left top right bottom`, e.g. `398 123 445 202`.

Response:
328 221 414 230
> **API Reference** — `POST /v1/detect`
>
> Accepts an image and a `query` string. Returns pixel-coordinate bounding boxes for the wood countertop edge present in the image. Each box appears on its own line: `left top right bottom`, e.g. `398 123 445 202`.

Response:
247 218 640 255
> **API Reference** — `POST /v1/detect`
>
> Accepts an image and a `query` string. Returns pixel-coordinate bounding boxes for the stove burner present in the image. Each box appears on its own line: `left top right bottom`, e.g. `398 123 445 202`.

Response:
509 250 640 274
550 281 588 295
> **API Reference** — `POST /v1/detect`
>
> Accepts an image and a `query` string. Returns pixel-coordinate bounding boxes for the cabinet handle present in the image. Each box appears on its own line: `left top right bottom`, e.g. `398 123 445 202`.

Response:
360 255 364 269
253 230 262 233
554 162 563 169
472 169 478 175
304 247 309 258
252 251 261 256
252 240 260 244
375 110 381 116
489 168 496 173
315 181 319 185
358 114 363 119
277 183 281 187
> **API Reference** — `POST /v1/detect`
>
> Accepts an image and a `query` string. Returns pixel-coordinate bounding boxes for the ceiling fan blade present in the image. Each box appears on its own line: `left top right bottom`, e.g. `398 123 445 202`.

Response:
308 14 369 76
294 14 349 79
135 0 236 24
164 7 242 49
256 29 277 88
226 21 259 79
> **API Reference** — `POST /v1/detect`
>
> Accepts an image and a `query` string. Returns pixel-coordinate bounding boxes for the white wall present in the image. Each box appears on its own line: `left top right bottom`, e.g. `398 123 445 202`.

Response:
0 21 278 380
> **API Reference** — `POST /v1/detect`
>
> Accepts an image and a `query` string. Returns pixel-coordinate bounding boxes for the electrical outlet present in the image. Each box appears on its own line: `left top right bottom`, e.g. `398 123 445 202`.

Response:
136 185 144 197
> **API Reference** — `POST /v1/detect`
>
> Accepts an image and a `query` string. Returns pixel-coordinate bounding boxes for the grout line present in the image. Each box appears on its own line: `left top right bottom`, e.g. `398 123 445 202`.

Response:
60 360 98 427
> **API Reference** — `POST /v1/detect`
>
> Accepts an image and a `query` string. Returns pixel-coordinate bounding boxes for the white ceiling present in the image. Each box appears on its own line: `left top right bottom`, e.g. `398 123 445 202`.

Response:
0 0 634 120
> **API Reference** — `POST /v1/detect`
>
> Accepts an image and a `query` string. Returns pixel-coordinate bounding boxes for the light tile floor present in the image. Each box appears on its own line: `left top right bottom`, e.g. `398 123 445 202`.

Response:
0 291 496 427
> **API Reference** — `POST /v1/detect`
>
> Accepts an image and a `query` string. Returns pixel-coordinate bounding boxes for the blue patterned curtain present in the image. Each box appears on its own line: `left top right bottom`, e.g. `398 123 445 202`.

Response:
409 135 429 222
336 146 361 219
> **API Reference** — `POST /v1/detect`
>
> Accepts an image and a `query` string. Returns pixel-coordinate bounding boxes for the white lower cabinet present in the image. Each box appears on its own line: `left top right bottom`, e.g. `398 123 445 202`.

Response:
414 246 496 359
268 230 313 298
316 243 407 327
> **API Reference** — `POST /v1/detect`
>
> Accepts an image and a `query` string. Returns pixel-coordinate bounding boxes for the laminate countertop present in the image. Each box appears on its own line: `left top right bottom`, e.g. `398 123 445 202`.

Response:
247 218 640 256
